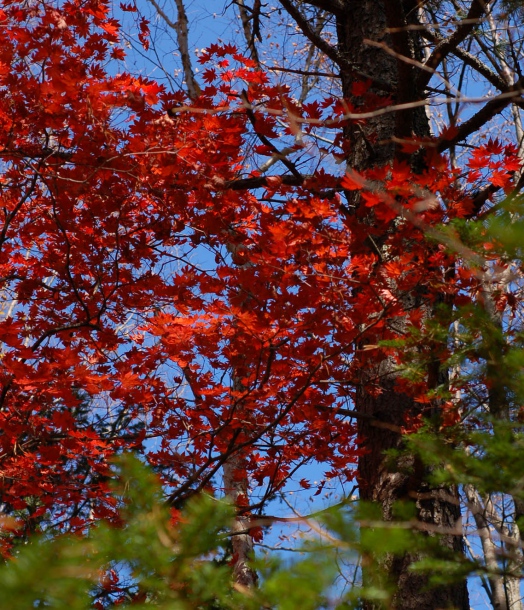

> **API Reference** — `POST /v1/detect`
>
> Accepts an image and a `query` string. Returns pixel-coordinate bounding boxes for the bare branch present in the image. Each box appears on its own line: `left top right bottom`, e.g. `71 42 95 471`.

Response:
450 44 507 92
464 485 507 608
278 0 396 92
225 174 305 190
268 65 340 79
419 24 507 92
234 0 262 68
241 90 303 179
437 79 524 152
173 0 201 99
299 10 328 103
301 0 344 14
146 0 201 99
277 0 343 66
418 0 491 91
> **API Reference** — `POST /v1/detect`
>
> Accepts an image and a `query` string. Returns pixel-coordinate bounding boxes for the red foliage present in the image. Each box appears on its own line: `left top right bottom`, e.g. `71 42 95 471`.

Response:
0 0 520 556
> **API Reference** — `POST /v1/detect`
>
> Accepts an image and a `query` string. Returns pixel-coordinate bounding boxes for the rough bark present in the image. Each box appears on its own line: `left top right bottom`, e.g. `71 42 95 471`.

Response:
223 241 258 589
223 453 258 588
335 2 469 608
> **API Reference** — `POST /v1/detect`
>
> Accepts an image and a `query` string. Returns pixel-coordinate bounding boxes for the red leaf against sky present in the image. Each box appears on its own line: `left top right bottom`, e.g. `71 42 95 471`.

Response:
0 2 517 569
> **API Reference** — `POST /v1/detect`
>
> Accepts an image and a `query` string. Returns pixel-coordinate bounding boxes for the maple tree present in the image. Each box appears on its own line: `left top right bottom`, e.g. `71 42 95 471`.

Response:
1 0 524 607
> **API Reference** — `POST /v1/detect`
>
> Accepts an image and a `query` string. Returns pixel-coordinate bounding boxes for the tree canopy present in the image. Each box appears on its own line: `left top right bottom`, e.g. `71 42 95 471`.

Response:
1 0 524 607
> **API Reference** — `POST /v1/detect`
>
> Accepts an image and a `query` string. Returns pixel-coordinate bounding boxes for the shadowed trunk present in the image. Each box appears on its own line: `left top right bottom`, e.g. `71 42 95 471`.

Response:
336 1 469 607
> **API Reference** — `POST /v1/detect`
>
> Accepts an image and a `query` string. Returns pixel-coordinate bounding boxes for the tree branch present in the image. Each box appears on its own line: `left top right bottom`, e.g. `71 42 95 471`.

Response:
302 0 344 15
418 0 490 92
316 404 402 433
277 0 394 92
241 90 303 179
234 0 262 68
146 0 201 99
267 65 340 79
277 0 344 67
437 79 524 152
418 23 507 92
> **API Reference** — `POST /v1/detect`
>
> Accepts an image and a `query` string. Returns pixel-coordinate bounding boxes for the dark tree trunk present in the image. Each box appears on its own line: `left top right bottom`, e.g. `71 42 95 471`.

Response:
335 2 469 608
